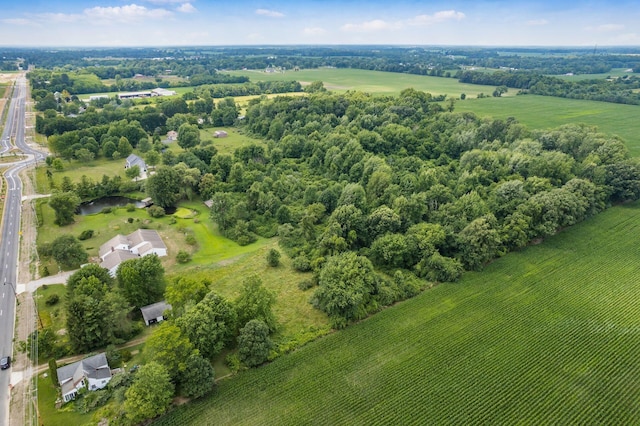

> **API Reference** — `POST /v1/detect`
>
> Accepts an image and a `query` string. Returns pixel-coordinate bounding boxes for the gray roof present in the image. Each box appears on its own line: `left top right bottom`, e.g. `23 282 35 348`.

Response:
101 250 138 272
99 234 130 258
57 353 111 386
128 229 166 251
141 301 172 323
125 154 146 169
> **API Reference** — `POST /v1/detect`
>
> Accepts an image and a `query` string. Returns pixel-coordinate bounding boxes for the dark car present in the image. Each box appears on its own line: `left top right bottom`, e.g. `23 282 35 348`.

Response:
0 356 10 370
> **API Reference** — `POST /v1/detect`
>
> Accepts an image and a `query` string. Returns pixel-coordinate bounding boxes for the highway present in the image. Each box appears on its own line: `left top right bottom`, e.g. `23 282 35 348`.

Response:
0 75 46 425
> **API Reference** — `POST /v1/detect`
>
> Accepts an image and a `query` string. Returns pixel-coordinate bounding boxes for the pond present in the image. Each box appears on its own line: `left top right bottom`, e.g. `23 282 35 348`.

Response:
78 196 147 215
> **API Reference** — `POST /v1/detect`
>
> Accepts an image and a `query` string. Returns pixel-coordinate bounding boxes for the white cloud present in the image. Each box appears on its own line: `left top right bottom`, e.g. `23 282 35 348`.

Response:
303 27 326 36
0 18 34 26
143 0 189 3
587 24 624 33
39 12 83 23
256 9 284 18
526 19 549 26
408 10 465 26
84 4 173 22
341 19 398 32
177 3 197 13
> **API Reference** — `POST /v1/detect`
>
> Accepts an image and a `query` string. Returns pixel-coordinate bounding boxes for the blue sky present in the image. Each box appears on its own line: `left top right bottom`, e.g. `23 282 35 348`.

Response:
0 0 639 47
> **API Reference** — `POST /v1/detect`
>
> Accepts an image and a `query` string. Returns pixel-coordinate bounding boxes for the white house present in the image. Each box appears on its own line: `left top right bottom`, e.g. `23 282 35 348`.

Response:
166 130 178 141
125 154 147 172
98 229 167 277
140 301 172 326
56 353 112 403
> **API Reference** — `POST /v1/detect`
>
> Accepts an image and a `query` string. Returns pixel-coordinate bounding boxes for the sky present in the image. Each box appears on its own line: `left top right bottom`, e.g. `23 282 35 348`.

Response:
0 0 639 47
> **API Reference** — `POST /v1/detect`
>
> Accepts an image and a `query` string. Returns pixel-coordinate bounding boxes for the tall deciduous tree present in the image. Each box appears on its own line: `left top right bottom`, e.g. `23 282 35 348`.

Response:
145 322 196 383
124 362 174 424
177 123 200 150
116 254 165 309
179 354 215 399
176 292 237 359
145 165 182 208
51 234 88 268
164 276 209 317
48 191 80 226
237 319 273 367
234 275 277 331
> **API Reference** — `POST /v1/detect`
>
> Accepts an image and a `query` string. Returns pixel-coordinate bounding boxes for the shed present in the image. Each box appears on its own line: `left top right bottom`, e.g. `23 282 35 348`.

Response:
213 130 228 138
140 301 172 326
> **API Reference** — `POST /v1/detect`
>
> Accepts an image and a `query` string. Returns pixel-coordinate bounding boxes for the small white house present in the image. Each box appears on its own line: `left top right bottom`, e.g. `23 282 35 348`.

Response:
125 154 147 172
140 301 172 326
57 353 112 403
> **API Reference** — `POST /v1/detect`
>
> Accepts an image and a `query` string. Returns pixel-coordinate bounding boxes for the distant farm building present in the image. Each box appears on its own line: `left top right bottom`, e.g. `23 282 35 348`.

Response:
118 88 176 100
214 130 228 138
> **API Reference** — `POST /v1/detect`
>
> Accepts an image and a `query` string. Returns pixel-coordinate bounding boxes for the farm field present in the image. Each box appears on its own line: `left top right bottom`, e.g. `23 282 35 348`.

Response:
454 94 640 156
226 68 506 97
155 201 640 425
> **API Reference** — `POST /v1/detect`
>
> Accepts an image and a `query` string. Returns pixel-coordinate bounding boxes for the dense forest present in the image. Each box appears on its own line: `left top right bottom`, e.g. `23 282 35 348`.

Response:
37 86 640 328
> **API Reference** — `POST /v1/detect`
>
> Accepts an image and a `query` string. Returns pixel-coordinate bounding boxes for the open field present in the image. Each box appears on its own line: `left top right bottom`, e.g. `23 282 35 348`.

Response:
35 157 129 193
454 94 640 156
553 68 636 81
38 375 94 426
227 68 509 97
200 128 266 155
155 201 640 425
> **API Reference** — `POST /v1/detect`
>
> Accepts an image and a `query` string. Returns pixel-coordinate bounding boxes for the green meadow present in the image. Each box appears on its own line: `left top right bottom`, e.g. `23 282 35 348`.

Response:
155 201 640 425
454 94 640 156
227 68 505 97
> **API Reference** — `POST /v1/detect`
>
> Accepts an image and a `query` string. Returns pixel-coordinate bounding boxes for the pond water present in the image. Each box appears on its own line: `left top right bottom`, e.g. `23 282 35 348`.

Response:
78 196 146 215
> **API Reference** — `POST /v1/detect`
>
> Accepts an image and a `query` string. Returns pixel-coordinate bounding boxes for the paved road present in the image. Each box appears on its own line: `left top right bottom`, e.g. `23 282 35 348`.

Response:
0 75 46 425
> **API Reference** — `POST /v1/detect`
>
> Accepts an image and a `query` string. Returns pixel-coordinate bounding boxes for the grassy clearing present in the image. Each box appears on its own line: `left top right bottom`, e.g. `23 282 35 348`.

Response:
35 158 129 194
200 128 265 155
454 94 640 156
34 284 67 331
553 68 636 81
155 201 640 425
227 68 506 97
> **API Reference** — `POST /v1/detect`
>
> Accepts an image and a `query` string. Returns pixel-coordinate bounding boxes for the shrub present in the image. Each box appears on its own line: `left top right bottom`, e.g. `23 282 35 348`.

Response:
45 294 59 306
185 234 197 246
292 254 312 272
176 250 192 263
298 279 315 291
126 203 136 212
78 229 94 240
42 266 50 277
148 205 165 218
101 207 113 214
266 248 281 267
127 217 134 223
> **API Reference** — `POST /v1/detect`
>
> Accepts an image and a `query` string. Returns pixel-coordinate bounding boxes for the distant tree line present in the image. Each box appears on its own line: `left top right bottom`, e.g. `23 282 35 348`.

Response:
458 70 640 105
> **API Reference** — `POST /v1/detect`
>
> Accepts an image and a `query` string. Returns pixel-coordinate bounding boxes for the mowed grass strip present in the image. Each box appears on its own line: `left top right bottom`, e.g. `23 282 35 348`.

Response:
454 94 640 156
227 68 503 97
155 202 640 425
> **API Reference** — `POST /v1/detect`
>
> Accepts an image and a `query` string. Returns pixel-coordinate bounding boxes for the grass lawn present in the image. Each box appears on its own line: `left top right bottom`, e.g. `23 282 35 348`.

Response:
200 128 265 155
37 375 94 426
155 201 640 425
454 94 640 156
227 68 507 98
34 284 67 330
35 157 130 194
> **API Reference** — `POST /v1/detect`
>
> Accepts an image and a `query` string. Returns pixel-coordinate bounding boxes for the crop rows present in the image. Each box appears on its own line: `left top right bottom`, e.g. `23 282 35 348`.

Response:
155 203 640 425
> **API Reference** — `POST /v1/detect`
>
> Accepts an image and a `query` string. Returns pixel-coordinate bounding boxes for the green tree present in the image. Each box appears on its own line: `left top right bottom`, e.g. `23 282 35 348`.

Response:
176 292 237 359
165 276 209 316
266 248 281 267
125 164 140 180
116 254 165 309
179 354 215 399
51 234 87 268
49 191 81 226
145 322 196 382
124 362 174 424
177 123 201 150
237 320 273 368
312 251 379 328
234 275 277 331
117 137 133 157
145 150 160 169
457 215 503 271
146 166 182 208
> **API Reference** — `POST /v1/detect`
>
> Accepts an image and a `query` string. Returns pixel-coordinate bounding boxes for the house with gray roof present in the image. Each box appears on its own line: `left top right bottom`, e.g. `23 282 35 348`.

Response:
140 301 172 326
99 229 167 277
57 353 112 403
125 154 147 172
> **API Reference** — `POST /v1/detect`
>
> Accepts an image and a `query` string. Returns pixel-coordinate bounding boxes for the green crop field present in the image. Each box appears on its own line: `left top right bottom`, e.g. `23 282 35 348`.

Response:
155 201 640 425
227 68 505 97
454 94 640 156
